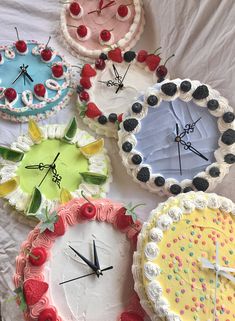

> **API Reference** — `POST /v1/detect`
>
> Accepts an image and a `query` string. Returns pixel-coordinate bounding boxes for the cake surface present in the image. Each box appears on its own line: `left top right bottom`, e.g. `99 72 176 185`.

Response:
0 41 73 122
60 0 145 59
118 79 235 195
14 198 145 321
133 191 235 321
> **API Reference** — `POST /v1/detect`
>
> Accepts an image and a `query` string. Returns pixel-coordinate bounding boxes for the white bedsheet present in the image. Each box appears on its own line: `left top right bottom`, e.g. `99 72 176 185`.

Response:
0 0 235 319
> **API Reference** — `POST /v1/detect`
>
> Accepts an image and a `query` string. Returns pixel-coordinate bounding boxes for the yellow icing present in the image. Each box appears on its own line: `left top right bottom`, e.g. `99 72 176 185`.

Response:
142 205 235 321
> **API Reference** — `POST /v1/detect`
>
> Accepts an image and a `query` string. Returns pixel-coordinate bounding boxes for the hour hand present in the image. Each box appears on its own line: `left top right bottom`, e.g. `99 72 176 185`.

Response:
180 139 208 161
25 163 51 170
24 71 34 82
12 70 24 84
93 240 102 277
69 245 100 276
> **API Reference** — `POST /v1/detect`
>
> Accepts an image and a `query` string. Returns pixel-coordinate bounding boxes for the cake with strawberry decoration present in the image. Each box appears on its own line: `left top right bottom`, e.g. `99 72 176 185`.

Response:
77 48 172 138
60 0 145 60
14 197 147 321
0 31 73 122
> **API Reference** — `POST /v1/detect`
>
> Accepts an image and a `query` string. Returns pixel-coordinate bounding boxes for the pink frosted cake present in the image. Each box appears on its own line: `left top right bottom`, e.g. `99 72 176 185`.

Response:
14 198 146 321
60 0 145 59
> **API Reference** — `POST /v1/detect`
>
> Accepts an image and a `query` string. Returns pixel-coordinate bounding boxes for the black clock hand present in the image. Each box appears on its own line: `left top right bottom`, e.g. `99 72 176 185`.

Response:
38 152 60 187
180 139 209 161
93 240 102 277
69 245 101 276
180 117 202 138
175 123 182 175
25 163 51 170
98 80 120 87
24 70 34 82
12 69 24 84
51 164 62 188
59 266 113 285
112 64 122 83
116 64 131 94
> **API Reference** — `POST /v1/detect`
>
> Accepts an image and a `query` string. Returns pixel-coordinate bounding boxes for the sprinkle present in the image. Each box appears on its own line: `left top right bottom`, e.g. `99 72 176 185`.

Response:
169 263 173 268
184 269 188 274
185 305 190 310
162 254 166 259
189 252 194 257
180 310 184 315
168 275 172 280
200 297 205 302
174 267 179 273
170 253 174 258
181 289 185 294
181 247 185 252
192 297 197 302
175 291 180 297
191 231 195 236
175 298 180 303
188 243 193 248
166 288 171 293
199 278 204 282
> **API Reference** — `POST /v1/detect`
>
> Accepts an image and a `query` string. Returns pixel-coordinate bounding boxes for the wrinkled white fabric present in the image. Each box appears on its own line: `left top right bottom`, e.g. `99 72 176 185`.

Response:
0 0 235 320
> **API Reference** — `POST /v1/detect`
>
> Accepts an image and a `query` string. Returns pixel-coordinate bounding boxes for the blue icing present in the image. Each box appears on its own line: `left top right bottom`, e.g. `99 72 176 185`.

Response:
135 97 220 181
0 42 70 118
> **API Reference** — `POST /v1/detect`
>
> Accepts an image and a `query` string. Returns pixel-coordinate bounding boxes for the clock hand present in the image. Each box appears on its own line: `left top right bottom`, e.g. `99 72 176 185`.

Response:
38 152 60 187
69 245 101 276
175 123 182 175
116 64 131 94
112 64 122 83
24 70 34 82
180 117 202 138
12 69 24 84
93 240 102 278
51 164 62 188
25 163 51 170
88 0 115 14
201 257 235 282
220 270 235 283
179 139 208 161
59 265 113 285
98 80 120 87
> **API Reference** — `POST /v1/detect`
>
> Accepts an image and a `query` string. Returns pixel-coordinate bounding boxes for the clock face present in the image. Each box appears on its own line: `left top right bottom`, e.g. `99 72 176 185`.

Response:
14 198 142 321
133 192 235 321
0 121 112 214
77 49 160 138
61 0 145 59
119 79 235 195
0 41 72 122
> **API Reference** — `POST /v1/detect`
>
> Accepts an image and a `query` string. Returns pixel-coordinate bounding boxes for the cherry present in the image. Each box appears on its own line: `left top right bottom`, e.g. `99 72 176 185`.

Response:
156 54 175 78
4 88 17 102
70 2 81 16
80 191 96 219
95 58 106 70
41 48 52 61
137 50 148 63
118 5 128 17
34 84 46 97
100 29 111 42
77 25 87 38
79 91 89 101
28 247 47 266
38 308 57 321
52 64 64 78
15 40 27 53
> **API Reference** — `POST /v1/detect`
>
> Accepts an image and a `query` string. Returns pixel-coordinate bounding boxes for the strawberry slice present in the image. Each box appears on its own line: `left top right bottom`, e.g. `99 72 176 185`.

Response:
120 312 144 321
108 48 123 63
81 64 97 77
45 216 65 237
23 279 48 306
115 202 144 230
85 102 102 118
80 77 92 89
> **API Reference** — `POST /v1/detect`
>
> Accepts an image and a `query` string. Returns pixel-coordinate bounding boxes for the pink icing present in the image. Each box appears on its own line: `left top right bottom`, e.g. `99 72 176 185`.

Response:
65 0 135 50
13 198 144 321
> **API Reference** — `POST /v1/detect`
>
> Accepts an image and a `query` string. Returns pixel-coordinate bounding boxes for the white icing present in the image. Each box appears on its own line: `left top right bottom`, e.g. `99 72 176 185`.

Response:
181 199 195 213
46 220 133 321
149 227 163 242
194 195 208 209
157 214 173 230
144 242 159 260
146 280 162 302
154 298 170 317
144 262 160 281
167 207 183 222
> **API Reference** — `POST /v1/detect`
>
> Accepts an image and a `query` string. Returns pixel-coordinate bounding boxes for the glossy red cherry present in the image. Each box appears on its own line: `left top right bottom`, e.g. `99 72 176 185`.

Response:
52 64 64 78
41 48 52 61
15 40 27 53
77 25 87 38
95 58 106 70
28 247 47 266
79 91 89 101
38 308 57 321
137 50 148 63
34 84 46 97
100 29 111 42
118 5 128 17
4 88 17 102
70 2 81 16
80 203 96 219
156 54 175 78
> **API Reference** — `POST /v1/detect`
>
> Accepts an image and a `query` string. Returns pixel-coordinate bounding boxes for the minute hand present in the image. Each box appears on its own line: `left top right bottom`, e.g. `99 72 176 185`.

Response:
179 139 208 161
69 245 99 274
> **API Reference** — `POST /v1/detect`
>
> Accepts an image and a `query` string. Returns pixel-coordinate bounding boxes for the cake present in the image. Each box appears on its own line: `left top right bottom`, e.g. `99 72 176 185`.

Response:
0 40 73 122
0 118 112 216
60 0 145 60
77 48 167 138
14 198 146 321
118 79 235 195
133 191 235 321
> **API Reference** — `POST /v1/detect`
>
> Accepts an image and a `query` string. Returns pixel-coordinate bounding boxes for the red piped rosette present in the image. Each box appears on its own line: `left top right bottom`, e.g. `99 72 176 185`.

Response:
77 47 166 139
14 198 145 321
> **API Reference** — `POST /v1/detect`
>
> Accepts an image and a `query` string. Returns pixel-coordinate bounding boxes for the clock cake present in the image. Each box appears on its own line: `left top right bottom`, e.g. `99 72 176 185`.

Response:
133 191 235 321
14 198 145 321
118 79 235 195
60 0 145 60
0 118 112 217
0 40 73 122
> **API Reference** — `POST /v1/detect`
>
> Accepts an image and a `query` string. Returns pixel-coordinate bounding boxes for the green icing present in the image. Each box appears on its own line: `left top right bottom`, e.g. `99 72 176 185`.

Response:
17 139 88 200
